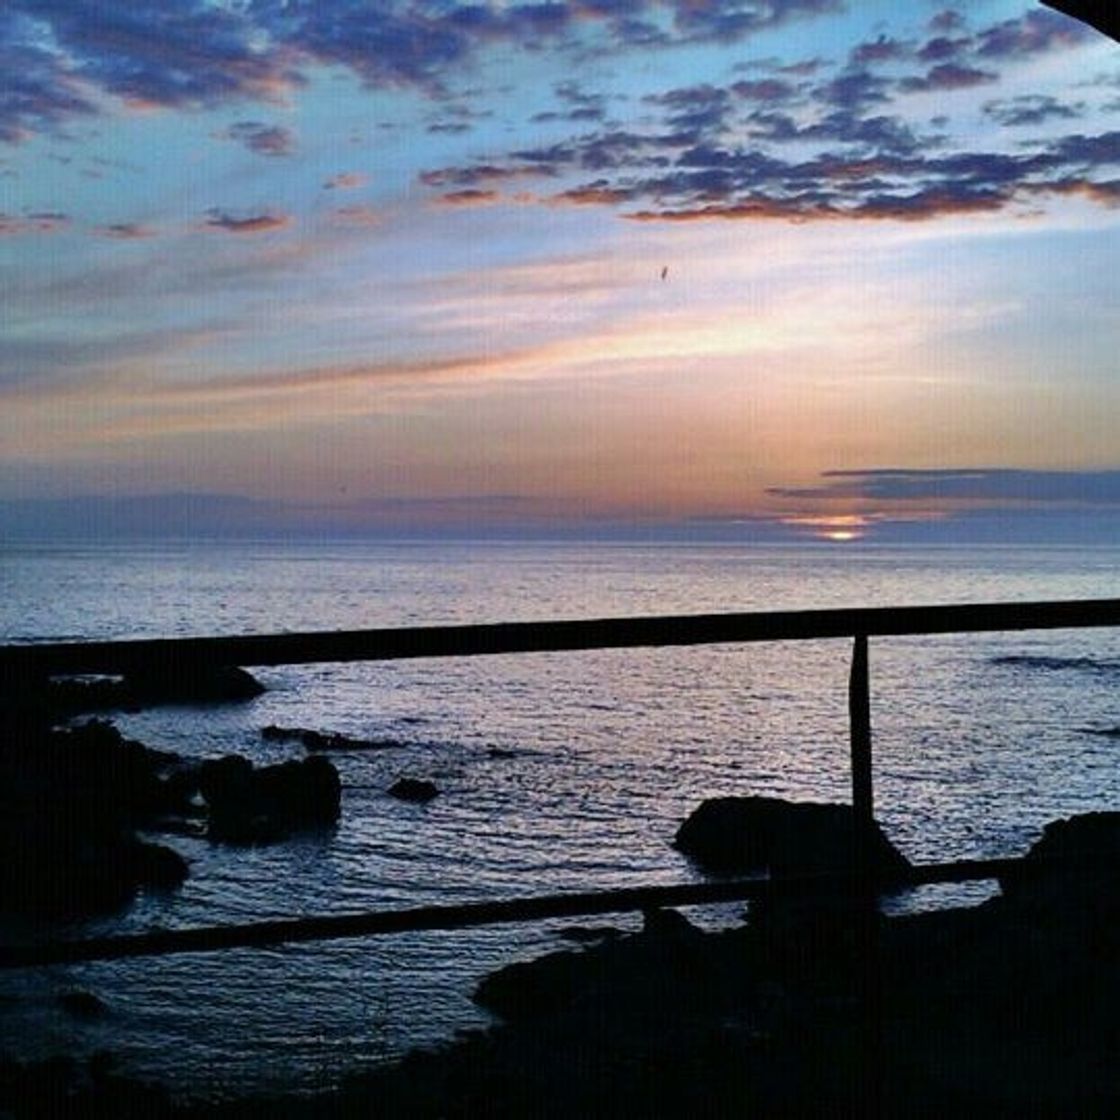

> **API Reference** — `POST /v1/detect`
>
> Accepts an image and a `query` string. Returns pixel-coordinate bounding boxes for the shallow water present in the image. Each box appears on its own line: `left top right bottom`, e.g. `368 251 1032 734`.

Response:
1 540 1118 1096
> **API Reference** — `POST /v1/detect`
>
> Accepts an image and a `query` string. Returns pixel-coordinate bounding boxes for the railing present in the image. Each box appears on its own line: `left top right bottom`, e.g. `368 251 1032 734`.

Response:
2 597 1119 969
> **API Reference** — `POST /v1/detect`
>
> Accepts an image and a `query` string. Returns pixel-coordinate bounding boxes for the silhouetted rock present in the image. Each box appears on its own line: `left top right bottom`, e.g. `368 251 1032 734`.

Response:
999 811 1120 912
476 907 744 1025
57 990 108 1020
261 725 404 751
675 796 912 884
124 664 264 704
10 666 265 719
200 754 341 843
388 777 439 803
0 1053 172 1119
129 836 190 889
0 719 191 915
557 925 624 944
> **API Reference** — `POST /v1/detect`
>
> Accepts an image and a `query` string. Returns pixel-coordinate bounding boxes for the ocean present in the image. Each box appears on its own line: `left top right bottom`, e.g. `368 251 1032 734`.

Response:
1 538 1118 1098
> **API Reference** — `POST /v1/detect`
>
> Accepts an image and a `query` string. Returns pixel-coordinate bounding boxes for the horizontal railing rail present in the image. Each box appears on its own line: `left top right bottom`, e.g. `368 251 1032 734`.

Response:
3 598 1119 677
0 856 1073 969
2 597 1118 969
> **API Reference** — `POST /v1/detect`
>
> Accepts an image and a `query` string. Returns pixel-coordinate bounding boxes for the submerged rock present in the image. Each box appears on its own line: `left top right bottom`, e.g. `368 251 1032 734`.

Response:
675 795 912 885
261 725 404 751
388 777 439 804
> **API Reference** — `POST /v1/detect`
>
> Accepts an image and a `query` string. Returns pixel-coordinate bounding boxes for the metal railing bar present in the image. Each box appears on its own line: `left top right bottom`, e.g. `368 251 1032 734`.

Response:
0 856 1055 968
2 598 1118 678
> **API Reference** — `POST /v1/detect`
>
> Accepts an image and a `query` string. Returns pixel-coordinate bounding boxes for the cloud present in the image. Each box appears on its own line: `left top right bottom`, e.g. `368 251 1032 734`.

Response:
1028 177 1120 206
729 77 800 103
0 1 852 142
434 188 501 206
816 68 892 112
532 80 608 124
25 1 305 112
916 34 972 64
224 120 296 157
420 164 557 189
976 8 1095 59
767 468 1120 506
850 34 910 67
329 204 380 227
898 63 998 93
0 11 98 142
97 222 157 239
928 10 966 35
0 210 70 234
2 1 1108 153
323 172 369 190
644 82 734 136
983 94 1085 127
415 43 1119 227
203 208 291 234
755 466 1120 542
552 182 639 205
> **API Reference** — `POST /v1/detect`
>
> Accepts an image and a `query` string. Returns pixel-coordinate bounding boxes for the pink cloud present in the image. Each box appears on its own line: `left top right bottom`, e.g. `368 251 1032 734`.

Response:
203 209 292 234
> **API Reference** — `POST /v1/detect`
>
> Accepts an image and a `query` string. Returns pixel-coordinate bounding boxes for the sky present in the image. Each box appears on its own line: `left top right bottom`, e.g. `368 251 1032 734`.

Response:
1 0 1118 542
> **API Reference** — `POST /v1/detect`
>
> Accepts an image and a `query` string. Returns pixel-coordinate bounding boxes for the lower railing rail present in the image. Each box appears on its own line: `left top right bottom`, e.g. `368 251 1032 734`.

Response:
0 856 1069 969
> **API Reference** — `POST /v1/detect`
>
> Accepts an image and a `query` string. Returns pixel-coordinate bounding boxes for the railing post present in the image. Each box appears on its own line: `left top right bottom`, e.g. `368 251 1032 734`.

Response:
849 634 873 829
848 632 882 1112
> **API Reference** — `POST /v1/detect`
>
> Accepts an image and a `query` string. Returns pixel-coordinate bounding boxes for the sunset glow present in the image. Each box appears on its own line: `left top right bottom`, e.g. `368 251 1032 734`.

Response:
1 2 1117 540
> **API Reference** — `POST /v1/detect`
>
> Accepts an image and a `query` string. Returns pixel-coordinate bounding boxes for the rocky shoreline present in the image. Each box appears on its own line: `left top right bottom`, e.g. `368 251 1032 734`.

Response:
6 841 1120 1117
2 681 1120 1115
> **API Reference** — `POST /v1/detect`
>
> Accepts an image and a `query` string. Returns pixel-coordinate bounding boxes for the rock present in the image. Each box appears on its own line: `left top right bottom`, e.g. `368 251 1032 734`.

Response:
128 837 190 890
999 811 1120 911
675 796 912 885
0 823 188 916
57 990 108 1020
262 725 404 751
200 754 341 843
388 777 439 804
0 1053 173 1117
258 756 342 825
557 925 624 945
12 666 265 717
475 909 752 1026
0 719 191 916
123 664 265 704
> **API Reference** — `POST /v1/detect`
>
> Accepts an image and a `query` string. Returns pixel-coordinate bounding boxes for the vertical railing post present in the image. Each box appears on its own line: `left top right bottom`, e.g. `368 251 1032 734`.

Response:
849 634 873 829
848 632 881 1111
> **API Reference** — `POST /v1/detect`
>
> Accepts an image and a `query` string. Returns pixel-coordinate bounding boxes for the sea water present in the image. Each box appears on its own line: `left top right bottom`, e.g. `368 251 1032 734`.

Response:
1 539 1118 1097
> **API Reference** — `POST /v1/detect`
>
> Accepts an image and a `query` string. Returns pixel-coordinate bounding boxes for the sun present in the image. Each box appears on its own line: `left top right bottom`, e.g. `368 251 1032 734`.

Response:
779 515 869 543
